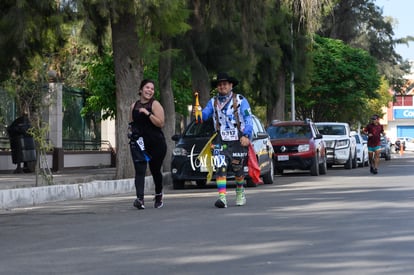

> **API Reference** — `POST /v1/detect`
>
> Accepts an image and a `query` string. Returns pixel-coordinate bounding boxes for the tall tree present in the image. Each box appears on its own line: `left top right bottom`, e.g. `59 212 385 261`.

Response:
78 0 190 178
296 36 381 123
278 0 335 121
78 1 142 178
0 0 66 102
318 0 412 93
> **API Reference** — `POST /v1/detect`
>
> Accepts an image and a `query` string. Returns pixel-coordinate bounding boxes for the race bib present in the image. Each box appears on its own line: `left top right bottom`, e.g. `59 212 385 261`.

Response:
136 137 145 150
220 129 239 141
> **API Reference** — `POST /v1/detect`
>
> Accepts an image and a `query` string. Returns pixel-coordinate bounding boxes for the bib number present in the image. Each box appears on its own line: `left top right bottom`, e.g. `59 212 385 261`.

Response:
220 129 239 141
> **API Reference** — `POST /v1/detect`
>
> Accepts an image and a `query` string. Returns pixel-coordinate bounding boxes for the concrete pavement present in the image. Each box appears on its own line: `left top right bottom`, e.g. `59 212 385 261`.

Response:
0 167 172 210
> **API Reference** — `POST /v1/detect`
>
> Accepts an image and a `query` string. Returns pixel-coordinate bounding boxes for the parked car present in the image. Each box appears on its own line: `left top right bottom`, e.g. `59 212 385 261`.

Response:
380 136 391 160
266 120 327 176
170 116 274 189
351 131 369 167
397 136 414 151
315 122 357 169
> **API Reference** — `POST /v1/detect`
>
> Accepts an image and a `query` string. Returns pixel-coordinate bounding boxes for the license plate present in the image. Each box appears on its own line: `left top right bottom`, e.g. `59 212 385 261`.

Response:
278 155 289 161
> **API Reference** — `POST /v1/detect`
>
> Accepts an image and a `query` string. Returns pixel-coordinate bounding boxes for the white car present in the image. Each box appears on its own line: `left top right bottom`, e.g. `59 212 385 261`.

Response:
351 131 369 167
397 137 414 151
316 122 357 169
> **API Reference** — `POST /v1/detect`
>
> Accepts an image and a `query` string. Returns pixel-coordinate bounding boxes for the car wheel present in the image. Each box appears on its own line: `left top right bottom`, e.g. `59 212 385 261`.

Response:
173 180 185 190
262 160 274 184
352 150 357 168
319 154 327 175
196 180 207 187
344 151 352 169
358 152 364 167
385 151 391 161
310 154 320 176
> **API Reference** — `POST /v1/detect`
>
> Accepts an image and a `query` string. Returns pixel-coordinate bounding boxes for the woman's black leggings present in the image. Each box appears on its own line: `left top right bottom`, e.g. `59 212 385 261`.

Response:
132 141 166 199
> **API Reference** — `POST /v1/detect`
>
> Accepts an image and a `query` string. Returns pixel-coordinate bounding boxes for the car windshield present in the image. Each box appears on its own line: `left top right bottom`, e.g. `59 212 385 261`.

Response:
183 118 215 137
317 125 346 135
267 125 311 139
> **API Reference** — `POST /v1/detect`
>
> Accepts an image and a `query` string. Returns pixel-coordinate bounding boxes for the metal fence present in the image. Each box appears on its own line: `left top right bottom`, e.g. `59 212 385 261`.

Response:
0 86 104 152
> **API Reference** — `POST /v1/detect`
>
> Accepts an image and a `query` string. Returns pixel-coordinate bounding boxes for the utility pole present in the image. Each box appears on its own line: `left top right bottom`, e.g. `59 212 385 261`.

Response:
290 23 296 121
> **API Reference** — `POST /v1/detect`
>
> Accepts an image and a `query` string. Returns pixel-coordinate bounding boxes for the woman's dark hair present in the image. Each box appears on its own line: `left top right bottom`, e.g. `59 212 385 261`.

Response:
139 79 155 90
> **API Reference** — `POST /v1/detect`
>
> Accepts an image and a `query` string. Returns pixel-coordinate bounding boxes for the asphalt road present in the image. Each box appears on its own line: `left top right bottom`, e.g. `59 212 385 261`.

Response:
1 153 414 275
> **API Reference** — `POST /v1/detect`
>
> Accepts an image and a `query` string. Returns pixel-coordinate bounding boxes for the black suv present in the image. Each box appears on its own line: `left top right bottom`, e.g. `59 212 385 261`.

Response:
171 116 274 189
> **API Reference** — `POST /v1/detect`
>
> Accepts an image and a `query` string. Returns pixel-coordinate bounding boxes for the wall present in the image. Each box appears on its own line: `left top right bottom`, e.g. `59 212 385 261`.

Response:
0 151 113 172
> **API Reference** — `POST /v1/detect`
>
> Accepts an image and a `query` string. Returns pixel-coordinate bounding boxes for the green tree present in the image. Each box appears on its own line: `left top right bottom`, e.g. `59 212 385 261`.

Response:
0 1 69 182
82 51 116 120
77 0 190 177
318 0 412 93
296 35 381 123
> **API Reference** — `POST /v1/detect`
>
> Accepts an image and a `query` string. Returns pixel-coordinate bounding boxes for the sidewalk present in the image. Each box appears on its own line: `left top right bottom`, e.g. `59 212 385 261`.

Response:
0 167 172 210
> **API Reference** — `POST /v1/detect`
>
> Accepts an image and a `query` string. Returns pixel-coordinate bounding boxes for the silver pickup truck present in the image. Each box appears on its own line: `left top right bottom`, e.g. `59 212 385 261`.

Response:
315 122 357 169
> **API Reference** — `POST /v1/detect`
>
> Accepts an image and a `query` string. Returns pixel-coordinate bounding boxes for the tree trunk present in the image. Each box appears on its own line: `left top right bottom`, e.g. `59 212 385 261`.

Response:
111 12 142 179
159 37 175 172
267 69 286 124
188 43 210 106
275 70 286 121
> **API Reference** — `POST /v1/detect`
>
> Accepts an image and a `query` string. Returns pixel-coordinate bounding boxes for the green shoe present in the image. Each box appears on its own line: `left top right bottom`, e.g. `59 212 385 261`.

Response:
214 195 227 208
236 191 246 206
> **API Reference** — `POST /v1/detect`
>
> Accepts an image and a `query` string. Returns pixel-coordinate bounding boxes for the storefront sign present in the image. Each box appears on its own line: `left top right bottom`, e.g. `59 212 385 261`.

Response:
394 109 414 119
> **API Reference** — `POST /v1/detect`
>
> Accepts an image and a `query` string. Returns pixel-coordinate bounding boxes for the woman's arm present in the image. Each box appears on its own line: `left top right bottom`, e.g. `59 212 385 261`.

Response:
149 100 165 128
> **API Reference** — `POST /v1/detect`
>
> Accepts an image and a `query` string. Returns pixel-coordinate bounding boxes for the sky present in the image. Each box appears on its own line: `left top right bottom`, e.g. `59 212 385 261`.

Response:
375 0 414 61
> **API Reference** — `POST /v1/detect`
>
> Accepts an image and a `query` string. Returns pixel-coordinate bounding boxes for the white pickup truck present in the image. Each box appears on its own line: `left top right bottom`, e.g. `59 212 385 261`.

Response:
315 122 357 169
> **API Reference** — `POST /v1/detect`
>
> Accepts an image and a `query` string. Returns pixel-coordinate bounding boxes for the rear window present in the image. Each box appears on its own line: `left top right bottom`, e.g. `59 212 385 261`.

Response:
267 125 311 139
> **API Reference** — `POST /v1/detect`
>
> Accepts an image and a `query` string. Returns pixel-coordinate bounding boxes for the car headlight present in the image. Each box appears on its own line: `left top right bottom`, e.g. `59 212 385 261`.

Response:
298 144 310 152
335 139 349 149
173 147 188 156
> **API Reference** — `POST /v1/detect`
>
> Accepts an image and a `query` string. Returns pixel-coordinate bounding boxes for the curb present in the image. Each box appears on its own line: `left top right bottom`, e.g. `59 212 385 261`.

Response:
0 172 171 210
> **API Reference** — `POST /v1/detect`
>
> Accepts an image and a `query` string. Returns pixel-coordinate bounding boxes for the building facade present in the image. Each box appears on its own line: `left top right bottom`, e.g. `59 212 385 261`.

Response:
382 72 414 143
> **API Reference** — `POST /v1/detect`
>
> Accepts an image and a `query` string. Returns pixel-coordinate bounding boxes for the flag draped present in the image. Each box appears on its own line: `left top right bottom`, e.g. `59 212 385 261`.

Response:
197 132 217 182
247 143 262 184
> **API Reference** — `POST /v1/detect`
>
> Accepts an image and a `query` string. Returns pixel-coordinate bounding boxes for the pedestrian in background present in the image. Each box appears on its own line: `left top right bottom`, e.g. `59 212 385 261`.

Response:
363 114 384 174
198 72 253 208
129 79 167 209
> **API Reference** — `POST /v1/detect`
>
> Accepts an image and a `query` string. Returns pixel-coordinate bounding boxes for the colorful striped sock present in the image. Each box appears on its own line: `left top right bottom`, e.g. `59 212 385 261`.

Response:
216 176 227 196
235 176 245 191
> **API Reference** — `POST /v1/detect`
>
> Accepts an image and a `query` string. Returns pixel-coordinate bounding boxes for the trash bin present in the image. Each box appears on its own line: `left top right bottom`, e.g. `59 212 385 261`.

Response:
7 115 37 166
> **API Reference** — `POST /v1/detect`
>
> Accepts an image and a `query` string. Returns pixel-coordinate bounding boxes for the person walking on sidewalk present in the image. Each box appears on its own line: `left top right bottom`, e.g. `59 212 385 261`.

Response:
198 72 253 208
129 79 167 209
363 114 384 174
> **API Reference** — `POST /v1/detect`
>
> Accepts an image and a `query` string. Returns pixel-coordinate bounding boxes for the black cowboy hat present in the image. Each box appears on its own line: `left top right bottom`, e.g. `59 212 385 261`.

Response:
211 72 239 87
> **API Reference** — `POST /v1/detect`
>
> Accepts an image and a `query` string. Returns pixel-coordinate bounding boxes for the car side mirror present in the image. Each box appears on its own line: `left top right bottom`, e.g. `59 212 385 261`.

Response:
171 134 181 142
315 133 323 139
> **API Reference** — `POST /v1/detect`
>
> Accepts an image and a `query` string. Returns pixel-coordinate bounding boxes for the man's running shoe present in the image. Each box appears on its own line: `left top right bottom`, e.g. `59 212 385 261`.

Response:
133 198 145 209
214 195 227 208
236 191 246 206
154 193 164 208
